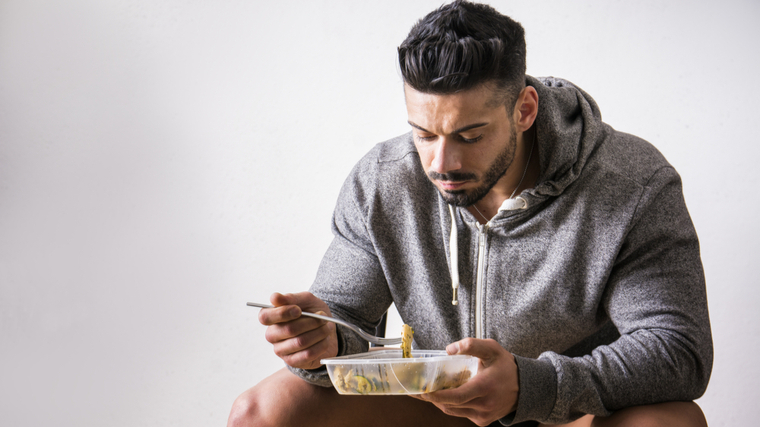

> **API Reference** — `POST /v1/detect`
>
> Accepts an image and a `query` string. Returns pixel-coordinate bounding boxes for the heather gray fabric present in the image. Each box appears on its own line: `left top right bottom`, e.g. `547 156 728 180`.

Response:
289 76 712 425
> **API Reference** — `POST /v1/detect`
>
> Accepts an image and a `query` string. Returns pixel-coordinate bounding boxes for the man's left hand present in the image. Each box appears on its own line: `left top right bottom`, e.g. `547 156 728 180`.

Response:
413 338 519 426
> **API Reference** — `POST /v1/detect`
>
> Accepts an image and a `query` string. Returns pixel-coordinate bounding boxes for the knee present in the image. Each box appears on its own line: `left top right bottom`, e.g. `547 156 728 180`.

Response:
227 387 280 427
675 402 708 427
227 389 257 427
227 369 311 427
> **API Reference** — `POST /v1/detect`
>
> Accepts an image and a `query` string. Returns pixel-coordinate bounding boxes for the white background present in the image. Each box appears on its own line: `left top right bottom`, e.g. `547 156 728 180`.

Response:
1 1 758 425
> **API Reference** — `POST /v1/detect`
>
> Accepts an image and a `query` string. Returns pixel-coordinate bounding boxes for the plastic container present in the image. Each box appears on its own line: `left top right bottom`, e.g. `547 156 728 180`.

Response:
321 349 478 395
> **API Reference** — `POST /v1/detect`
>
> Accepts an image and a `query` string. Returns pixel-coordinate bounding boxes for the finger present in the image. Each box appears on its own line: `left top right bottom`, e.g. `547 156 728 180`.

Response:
410 393 474 412
271 322 333 357
417 397 494 427
258 303 302 326
271 291 328 314
438 405 493 427
264 313 331 343
433 404 478 420
269 292 297 307
423 394 500 427
278 333 335 369
421 381 480 406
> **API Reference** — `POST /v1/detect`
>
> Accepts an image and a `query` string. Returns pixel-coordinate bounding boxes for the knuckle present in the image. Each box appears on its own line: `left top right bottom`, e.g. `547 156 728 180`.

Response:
292 334 309 350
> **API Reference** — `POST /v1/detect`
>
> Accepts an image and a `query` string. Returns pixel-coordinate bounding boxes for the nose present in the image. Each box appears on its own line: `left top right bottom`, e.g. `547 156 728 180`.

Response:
430 137 462 175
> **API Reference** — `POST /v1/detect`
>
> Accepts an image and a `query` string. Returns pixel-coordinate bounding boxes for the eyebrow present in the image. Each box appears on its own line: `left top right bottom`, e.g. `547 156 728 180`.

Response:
407 121 489 135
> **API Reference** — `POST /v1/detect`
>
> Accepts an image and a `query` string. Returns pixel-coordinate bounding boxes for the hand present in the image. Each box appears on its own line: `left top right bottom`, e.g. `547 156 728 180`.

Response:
413 338 519 426
258 292 339 370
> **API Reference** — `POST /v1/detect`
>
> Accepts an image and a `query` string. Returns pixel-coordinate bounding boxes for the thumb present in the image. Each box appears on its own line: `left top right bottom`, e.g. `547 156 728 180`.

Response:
446 338 503 366
270 291 326 314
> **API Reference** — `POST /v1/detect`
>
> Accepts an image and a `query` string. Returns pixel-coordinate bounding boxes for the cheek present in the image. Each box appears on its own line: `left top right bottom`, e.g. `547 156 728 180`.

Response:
414 144 435 170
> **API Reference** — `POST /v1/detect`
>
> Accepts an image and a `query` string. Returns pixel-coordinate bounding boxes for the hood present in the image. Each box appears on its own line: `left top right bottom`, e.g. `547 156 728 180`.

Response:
527 75 607 199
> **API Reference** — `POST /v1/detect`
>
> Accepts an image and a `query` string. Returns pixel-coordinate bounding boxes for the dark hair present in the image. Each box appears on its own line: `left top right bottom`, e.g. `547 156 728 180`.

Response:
398 0 526 109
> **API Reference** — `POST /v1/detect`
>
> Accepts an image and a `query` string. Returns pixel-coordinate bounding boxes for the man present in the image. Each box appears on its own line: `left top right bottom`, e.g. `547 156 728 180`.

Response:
228 1 712 426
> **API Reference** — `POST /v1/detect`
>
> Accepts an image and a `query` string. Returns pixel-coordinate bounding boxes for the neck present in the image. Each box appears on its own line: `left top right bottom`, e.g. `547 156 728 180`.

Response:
468 128 538 223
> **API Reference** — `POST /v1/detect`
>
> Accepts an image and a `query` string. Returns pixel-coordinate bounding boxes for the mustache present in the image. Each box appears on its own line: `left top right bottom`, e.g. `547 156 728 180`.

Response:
427 171 477 182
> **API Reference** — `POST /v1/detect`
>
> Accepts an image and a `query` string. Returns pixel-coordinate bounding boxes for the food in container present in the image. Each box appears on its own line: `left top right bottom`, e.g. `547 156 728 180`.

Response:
321 349 478 395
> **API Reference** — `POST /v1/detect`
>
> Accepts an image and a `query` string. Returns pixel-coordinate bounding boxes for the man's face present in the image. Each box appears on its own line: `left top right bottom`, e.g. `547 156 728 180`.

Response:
405 83 518 207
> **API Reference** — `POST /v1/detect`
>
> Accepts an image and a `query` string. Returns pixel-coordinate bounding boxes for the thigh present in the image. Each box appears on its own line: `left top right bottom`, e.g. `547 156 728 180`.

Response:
538 401 706 427
229 367 479 427
591 401 707 427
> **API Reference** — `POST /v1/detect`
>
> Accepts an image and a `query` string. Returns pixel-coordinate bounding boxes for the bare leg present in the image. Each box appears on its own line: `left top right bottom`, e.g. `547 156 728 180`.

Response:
227 367 479 427
539 402 707 427
229 369 707 427
591 402 707 427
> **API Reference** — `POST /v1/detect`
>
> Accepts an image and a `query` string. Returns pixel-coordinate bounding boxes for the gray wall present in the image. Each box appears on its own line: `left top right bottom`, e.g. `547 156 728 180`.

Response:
1 0 757 425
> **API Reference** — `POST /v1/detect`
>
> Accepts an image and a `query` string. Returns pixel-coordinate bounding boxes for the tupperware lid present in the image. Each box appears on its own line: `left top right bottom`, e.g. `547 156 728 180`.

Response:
321 349 476 365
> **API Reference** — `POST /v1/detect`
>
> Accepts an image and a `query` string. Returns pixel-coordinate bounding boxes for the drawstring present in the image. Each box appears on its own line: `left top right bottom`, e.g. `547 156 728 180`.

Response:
448 204 460 305
447 197 528 306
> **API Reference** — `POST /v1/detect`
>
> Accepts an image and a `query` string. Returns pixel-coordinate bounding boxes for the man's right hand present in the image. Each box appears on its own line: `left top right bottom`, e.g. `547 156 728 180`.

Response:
258 292 339 370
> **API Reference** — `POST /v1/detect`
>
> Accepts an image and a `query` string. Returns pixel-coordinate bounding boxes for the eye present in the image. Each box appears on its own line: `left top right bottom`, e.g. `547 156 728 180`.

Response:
459 134 483 144
415 133 436 142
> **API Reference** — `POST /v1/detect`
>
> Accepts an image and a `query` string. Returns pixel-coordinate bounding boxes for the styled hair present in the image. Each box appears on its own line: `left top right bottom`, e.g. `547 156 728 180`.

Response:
398 0 526 109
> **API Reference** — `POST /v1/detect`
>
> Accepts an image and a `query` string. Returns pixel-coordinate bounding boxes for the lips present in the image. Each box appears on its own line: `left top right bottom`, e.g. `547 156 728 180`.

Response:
427 171 477 191
437 180 468 191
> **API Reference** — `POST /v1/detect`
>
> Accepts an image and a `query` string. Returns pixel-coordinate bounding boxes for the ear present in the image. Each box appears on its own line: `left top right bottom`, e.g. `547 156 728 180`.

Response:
512 86 538 133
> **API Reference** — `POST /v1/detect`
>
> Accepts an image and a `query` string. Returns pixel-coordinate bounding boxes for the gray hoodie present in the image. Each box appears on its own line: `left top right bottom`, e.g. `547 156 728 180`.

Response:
291 76 712 425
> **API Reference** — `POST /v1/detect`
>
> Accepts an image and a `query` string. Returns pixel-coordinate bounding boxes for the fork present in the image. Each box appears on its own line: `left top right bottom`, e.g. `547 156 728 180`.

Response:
247 302 402 346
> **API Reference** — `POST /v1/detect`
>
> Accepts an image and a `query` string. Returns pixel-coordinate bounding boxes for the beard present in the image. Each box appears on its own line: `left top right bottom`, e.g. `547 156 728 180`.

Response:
427 127 518 207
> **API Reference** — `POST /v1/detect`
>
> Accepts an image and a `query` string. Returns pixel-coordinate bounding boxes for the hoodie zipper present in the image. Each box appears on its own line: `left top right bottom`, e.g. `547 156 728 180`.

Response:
475 222 489 339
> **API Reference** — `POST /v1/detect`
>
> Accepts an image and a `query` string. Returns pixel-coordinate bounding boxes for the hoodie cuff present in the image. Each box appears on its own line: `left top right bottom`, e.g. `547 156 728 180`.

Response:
286 324 368 388
499 355 557 425
286 364 333 387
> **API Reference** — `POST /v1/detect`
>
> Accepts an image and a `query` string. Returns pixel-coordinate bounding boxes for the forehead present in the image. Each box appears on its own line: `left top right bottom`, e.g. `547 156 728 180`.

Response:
404 83 507 132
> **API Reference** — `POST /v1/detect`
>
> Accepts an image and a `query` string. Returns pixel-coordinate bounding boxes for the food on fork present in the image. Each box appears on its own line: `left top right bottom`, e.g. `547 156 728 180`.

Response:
401 324 414 358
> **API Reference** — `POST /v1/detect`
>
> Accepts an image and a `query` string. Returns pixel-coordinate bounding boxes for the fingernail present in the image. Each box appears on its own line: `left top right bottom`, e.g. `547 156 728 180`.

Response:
447 342 460 355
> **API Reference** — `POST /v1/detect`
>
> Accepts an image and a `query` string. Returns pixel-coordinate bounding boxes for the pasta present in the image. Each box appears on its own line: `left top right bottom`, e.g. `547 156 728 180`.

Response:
401 324 414 358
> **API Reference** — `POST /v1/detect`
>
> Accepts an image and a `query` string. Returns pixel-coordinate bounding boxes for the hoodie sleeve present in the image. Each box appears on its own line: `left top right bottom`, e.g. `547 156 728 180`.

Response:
505 166 713 425
287 154 395 386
